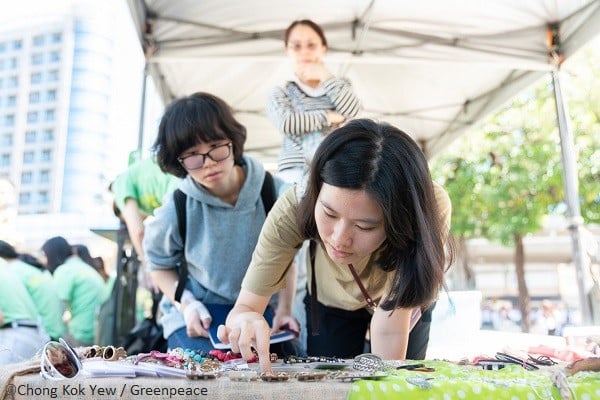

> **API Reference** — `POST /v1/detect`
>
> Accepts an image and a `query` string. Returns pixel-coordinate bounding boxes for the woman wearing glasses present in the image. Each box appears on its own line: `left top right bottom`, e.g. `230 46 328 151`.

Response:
219 119 454 372
268 19 361 182
267 19 362 355
144 92 295 353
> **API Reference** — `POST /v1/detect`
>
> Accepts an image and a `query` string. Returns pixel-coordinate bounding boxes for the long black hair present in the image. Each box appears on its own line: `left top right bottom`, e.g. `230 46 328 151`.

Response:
0 240 45 270
297 118 453 311
41 236 73 274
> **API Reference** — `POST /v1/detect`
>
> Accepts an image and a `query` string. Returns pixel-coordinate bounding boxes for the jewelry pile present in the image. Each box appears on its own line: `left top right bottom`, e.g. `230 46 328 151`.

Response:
78 345 395 382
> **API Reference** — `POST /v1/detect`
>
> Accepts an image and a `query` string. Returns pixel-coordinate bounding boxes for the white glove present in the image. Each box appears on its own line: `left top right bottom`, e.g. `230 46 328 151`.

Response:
177 290 212 327
183 300 212 326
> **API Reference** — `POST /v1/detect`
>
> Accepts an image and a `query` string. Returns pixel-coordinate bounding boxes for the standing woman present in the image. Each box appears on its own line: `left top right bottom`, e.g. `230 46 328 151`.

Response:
219 119 454 371
267 19 362 354
41 236 107 346
0 258 50 365
267 19 362 183
0 240 65 341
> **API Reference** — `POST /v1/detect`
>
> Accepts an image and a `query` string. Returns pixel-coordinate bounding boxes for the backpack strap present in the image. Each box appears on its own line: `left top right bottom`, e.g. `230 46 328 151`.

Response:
172 171 277 303
260 171 276 215
173 189 187 303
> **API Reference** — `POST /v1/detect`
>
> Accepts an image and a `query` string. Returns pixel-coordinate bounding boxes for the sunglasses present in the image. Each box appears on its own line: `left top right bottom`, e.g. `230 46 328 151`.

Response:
177 142 232 170
40 338 82 380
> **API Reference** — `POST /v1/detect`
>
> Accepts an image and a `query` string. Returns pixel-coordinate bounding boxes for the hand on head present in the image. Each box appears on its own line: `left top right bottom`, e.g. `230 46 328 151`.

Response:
217 311 273 372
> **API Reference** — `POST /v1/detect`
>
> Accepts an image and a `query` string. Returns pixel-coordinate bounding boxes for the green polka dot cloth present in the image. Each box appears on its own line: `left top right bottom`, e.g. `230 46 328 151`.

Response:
347 360 600 400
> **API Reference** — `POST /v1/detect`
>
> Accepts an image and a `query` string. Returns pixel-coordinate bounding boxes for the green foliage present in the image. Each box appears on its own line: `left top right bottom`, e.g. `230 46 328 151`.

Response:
431 39 600 244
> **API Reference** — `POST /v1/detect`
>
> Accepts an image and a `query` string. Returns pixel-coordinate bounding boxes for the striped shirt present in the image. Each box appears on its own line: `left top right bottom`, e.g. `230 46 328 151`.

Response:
266 77 361 172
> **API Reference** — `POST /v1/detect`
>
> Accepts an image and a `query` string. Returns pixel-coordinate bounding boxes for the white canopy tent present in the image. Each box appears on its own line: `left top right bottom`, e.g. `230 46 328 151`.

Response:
125 0 600 320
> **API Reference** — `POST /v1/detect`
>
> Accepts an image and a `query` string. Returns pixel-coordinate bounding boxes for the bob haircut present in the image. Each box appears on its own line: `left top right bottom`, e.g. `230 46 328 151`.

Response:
152 92 247 178
283 19 328 47
297 118 452 311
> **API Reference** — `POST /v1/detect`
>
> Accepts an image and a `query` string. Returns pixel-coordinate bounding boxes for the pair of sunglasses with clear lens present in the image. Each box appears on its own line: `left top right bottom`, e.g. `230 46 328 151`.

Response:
40 338 82 380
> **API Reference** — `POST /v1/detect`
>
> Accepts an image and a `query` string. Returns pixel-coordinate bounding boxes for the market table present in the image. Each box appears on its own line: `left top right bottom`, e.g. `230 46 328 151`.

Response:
3 358 599 400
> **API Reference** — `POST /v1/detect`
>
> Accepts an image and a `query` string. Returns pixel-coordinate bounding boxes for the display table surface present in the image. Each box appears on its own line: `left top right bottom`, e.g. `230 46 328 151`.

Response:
2 358 599 400
2 359 354 400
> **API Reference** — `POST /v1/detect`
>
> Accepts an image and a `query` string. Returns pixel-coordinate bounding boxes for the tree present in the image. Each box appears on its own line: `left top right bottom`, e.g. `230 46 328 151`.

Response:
432 41 599 332
433 81 564 332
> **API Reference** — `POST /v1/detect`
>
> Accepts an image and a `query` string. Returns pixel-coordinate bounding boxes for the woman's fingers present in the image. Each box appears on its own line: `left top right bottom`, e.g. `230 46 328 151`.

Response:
220 312 272 371
216 324 230 344
253 320 273 373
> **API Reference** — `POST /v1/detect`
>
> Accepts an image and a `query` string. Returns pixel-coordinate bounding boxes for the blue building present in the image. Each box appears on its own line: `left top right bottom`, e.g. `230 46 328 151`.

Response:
0 1 142 218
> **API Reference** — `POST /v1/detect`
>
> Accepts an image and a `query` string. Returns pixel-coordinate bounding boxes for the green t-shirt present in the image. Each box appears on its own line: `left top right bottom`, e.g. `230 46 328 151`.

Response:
53 256 107 344
0 266 39 324
10 259 66 339
112 157 180 216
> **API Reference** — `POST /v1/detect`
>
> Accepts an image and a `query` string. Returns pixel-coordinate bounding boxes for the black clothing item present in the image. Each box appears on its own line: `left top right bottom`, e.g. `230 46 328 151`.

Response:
304 292 435 360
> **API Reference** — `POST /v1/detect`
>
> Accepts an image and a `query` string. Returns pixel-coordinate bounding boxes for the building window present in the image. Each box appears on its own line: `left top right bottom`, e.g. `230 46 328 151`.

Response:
33 35 45 46
46 89 57 101
43 129 54 142
21 171 33 184
19 192 31 205
51 33 62 43
50 51 60 62
0 42 5 52
0 59 4 70
44 109 55 122
41 149 52 162
0 153 10 166
6 95 16 107
29 91 40 103
1 134 12 146
12 40 22 50
4 114 14 126
9 57 17 69
26 111 38 123
40 170 50 183
31 72 42 84
31 53 44 65
25 131 36 143
23 151 34 163
38 190 49 204
47 70 59 82
7 76 18 88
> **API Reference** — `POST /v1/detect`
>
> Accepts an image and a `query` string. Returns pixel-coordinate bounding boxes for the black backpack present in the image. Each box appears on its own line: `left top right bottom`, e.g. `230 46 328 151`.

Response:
122 291 167 354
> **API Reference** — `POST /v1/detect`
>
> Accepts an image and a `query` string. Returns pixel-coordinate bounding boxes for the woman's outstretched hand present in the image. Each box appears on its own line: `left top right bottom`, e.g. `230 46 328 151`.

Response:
217 311 274 372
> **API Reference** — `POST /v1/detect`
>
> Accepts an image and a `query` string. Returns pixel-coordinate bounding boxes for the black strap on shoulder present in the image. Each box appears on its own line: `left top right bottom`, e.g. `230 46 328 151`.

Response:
172 172 276 303
173 189 187 303
260 171 275 215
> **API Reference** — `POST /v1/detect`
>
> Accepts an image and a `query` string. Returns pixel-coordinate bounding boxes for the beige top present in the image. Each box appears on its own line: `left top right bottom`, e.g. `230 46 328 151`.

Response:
242 183 452 311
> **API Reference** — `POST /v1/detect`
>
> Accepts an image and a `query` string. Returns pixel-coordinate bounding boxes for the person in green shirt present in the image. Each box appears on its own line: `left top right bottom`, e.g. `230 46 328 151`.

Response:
0 258 50 365
111 157 180 262
0 240 66 341
41 236 107 346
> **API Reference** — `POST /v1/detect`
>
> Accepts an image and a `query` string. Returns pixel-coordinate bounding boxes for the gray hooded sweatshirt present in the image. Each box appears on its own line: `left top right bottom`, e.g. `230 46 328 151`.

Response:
144 155 289 337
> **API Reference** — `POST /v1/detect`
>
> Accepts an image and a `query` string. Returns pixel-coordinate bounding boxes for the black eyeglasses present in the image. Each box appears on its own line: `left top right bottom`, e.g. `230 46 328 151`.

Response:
177 142 232 170
40 338 82 380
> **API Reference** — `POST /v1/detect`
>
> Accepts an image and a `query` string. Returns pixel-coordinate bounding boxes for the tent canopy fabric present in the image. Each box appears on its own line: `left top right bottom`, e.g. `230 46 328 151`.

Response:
126 0 600 164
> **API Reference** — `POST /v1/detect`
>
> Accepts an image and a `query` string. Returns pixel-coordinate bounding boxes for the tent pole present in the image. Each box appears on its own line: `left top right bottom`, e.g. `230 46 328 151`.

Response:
136 62 149 155
551 68 592 325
